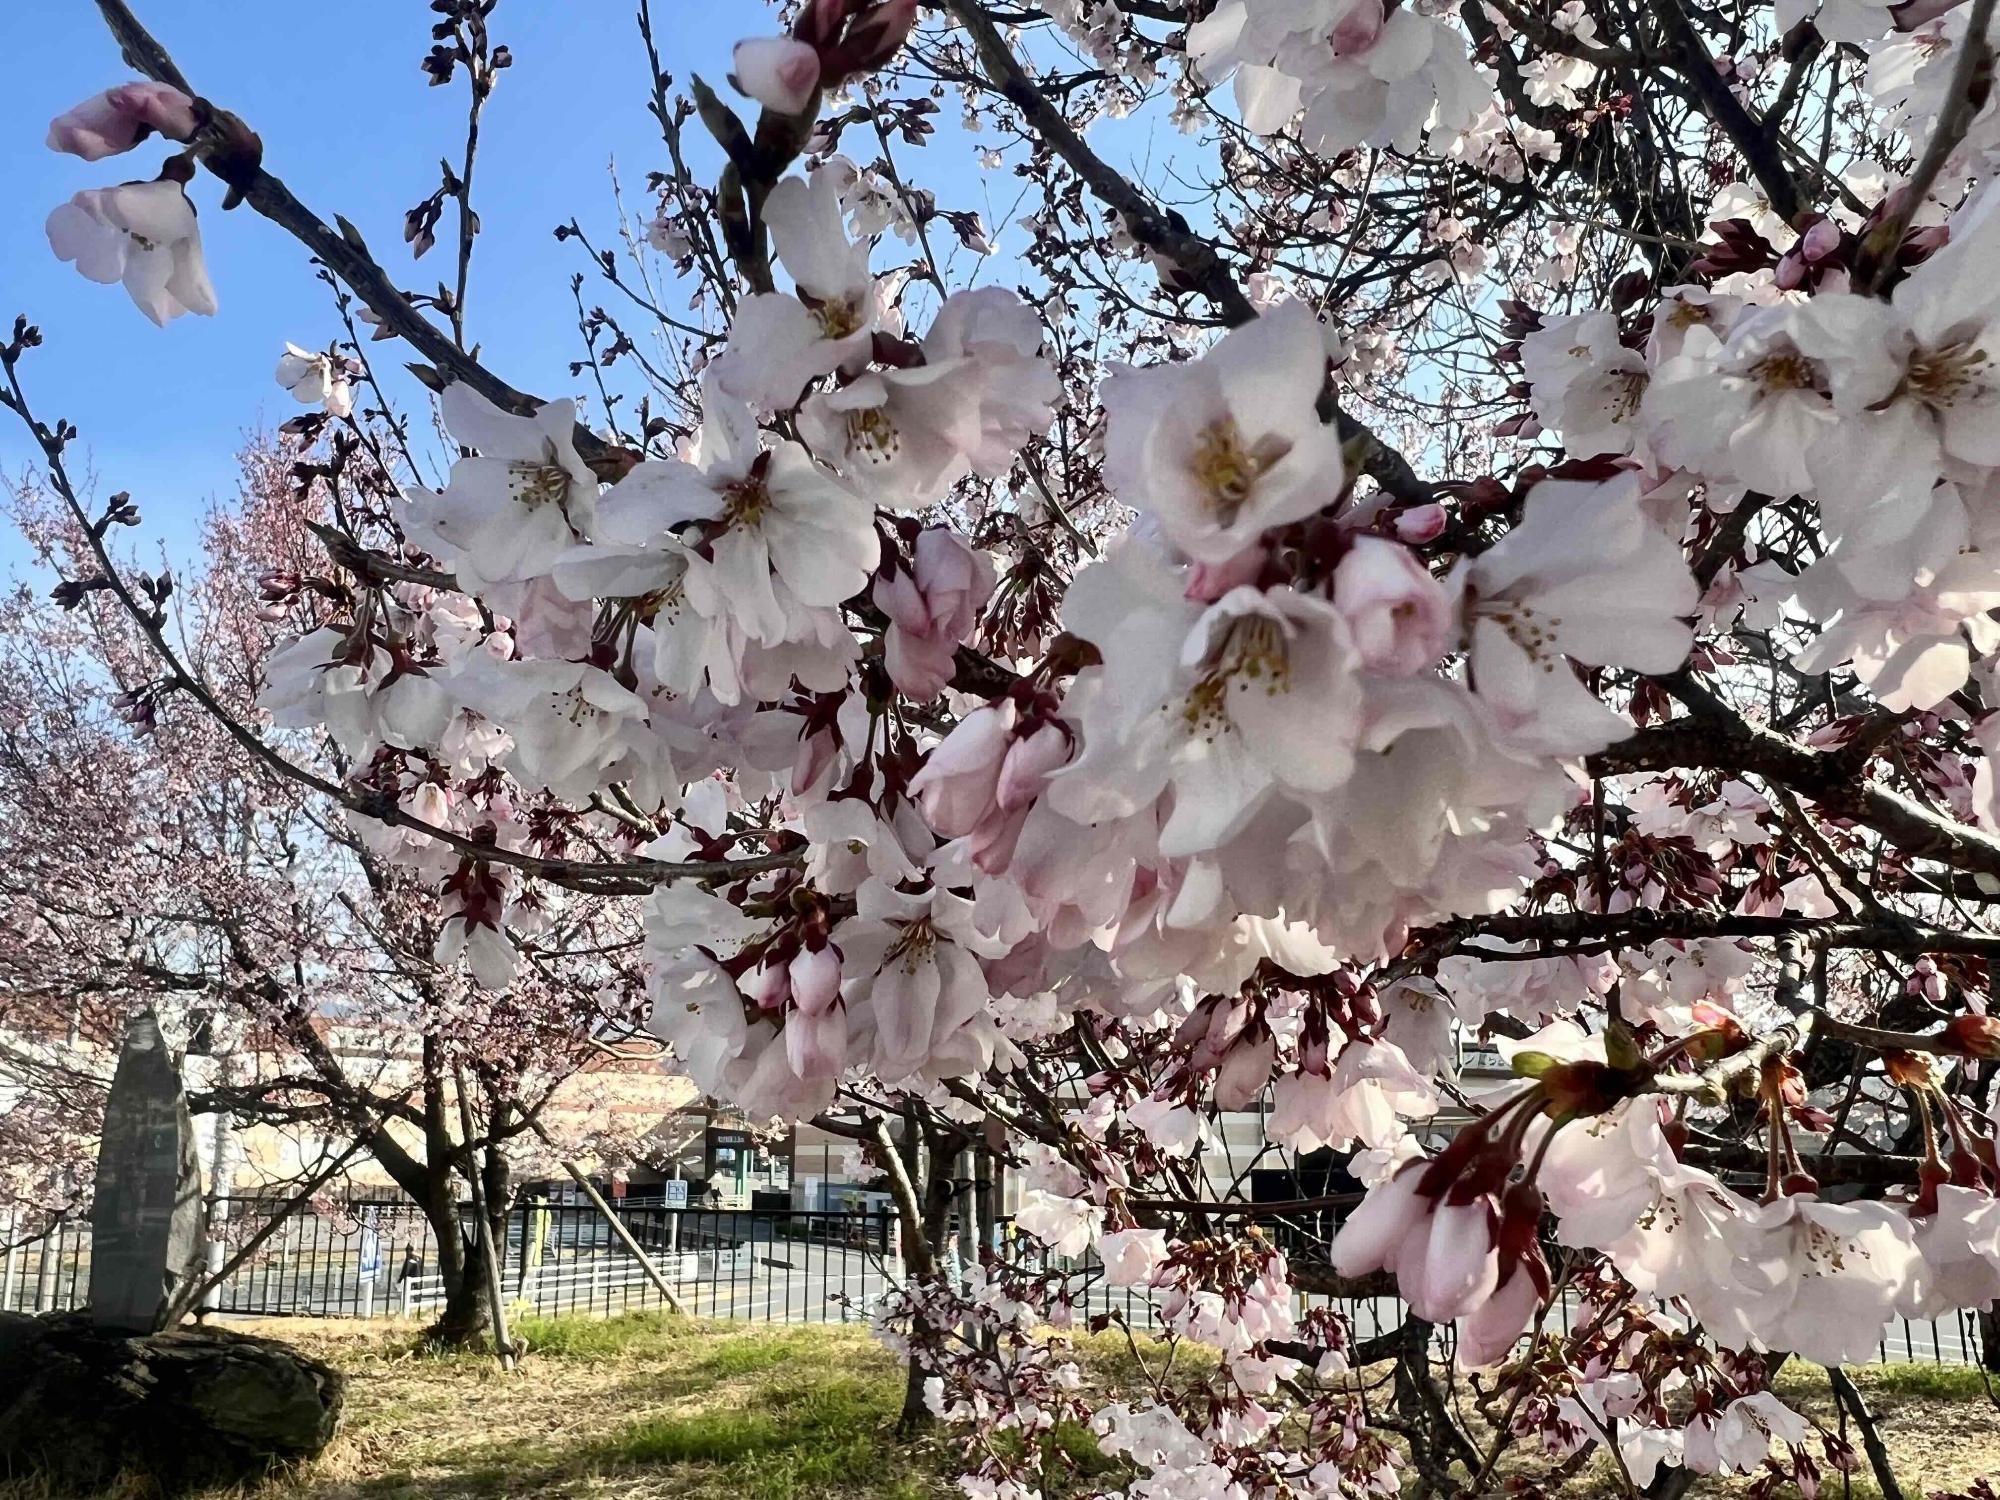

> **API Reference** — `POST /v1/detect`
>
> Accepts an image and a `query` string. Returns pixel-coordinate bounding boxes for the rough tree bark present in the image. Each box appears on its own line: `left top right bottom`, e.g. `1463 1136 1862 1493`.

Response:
870 1109 962 1437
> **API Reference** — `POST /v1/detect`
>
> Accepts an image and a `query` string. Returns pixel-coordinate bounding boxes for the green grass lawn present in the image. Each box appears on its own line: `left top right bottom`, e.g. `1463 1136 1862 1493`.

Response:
307 1316 940 1500
2 1314 1993 1499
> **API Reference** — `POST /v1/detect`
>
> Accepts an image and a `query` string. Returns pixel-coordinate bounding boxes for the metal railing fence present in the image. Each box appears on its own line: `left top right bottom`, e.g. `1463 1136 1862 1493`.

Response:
2 1197 1992 1368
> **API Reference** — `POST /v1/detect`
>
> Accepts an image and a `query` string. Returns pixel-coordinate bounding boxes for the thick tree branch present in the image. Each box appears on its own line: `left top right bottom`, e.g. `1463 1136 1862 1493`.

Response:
939 0 1254 324
1651 0 1802 222
937 0 1433 507
1451 907 2000 963
1592 702 2000 881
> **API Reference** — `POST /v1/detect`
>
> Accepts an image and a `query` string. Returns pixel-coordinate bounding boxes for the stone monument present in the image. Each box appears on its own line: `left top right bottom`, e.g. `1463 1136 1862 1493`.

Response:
87 1007 207 1330
0 1007 344 1492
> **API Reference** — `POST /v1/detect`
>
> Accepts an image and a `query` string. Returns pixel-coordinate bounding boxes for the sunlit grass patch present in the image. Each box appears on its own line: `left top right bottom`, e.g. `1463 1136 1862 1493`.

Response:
586 1373 911 1500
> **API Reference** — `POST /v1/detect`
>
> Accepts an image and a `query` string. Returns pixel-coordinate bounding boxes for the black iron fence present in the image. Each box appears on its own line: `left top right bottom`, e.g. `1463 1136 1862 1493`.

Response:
1 1197 904 1326
2 1196 1993 1369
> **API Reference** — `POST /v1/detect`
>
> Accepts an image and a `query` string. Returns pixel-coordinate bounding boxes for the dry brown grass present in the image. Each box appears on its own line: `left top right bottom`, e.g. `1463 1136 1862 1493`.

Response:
1 1315 1992 1499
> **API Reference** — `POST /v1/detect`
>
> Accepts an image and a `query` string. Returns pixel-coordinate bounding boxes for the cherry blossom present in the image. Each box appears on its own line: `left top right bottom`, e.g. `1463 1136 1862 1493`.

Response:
1188 0 1491 156
799 286 1060 505
713 166 882 411
45 179 216 325
402 383 599 599
275 342 354 418
24 0 2000 1483
1454 472 1697 754
1519 310 1649 459
732 37 822 116
1101 299 1343 562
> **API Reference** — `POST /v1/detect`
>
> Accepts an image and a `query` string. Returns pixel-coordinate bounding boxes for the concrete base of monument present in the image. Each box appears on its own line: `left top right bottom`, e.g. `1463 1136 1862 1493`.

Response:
0 1310 345 1493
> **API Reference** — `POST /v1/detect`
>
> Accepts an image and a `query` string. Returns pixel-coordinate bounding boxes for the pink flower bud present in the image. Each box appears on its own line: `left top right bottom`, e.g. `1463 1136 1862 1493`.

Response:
1185 543 1267 603
876 529 997 700
789 944 843 1017
1329 0 1387 55
1332 536 1453 677
995 723 1070 811
1801 216 1842 261
1392 503 1447 544
873 567 933 634
910 527 994 635
731 37 823 116
1213 1031 1275 1110
884 627 960 701
968 803 1033 875
792 723 840 799
1457 1262 1541 1367
1332 1165 1432 1278
785 1003 848 1080
1198 997 1250 1065
1403 1197 1501 1321
47 82 198 161
908 703 1014 836
744 959 791 1012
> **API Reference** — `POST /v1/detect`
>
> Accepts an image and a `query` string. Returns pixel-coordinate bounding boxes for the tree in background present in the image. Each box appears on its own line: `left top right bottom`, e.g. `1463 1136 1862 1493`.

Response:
0 439 661 1345
11 0 2000 1488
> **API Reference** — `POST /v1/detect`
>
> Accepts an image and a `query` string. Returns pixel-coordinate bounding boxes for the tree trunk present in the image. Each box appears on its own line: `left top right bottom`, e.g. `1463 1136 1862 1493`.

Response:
868 1111 956 1438
404 1039 490 1350
422 1183 488 1350
895 1119 960 1437
1979 1307 2000 1373
480 1098 515 1280
1391 1316 1477 1495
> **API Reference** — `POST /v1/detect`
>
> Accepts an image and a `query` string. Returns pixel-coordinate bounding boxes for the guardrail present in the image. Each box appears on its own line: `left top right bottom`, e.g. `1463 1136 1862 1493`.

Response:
400 1247 734 1319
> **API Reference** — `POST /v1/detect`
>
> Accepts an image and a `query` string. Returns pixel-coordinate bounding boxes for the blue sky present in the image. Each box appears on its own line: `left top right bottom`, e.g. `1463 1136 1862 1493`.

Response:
0 1 756 569
0 2 1183 581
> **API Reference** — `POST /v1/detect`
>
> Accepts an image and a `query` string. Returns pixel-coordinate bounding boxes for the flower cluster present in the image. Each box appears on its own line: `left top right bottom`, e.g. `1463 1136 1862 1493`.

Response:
27 0 2000 1489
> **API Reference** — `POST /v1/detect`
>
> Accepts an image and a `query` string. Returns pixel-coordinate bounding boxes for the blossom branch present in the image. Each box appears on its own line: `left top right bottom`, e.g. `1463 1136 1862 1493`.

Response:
1650 0 1802 221
1592 705 2000 880
1446 909 2000 961
1858 0 1999 292
1 338 793 898
89 0 628 472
